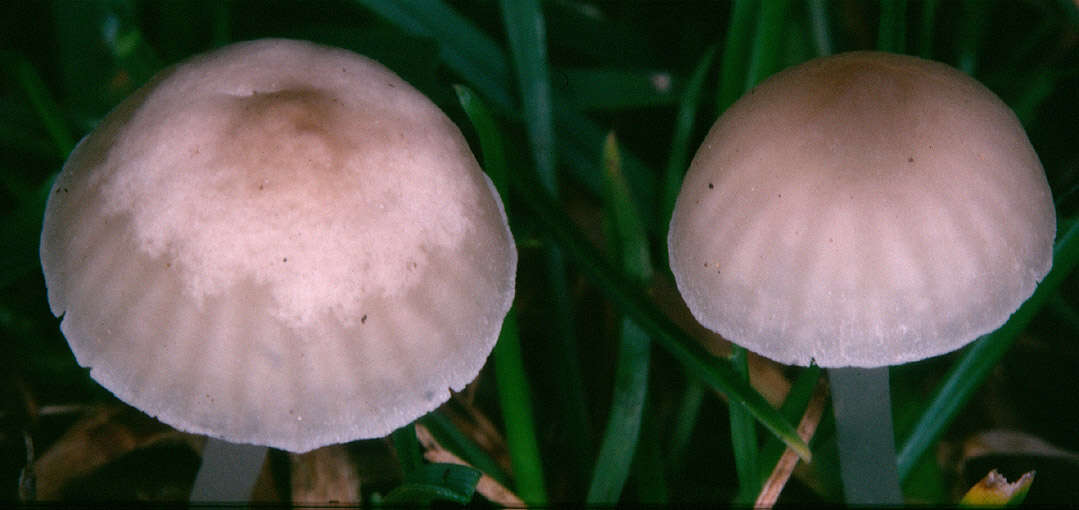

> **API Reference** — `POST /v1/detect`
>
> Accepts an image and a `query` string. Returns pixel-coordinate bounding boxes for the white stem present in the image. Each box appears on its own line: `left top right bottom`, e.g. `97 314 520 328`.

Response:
190 438 269 502
829 366 903 504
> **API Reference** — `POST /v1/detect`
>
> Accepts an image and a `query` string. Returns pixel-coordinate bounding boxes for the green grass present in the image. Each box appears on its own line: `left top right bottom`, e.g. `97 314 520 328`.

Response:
4 0 1079 504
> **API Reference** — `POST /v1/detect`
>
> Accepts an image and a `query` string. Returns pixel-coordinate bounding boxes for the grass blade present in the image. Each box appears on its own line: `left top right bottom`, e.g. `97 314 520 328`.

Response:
357 0 660 237
588 318 650 503
756 365 823 483
956 0 986 74
355 0 514 111
633 395 670 503
744 0 790 89
500 0 557 191
453 85 508 198
717 0 758 114
660 46 717 244
383 463 482 505
498 6 593 494
587 134 653 503
600 133 652 281
917 0 939 58
667 379 706 470
454 84 548 504
554 106 658 235
729 345 760 503
491 313 548 504
8 54 75 159
500 0 556 189
512 168 811 462
392 423 423 476
896 218 1079 480
808 0 834 57
877 0 908 54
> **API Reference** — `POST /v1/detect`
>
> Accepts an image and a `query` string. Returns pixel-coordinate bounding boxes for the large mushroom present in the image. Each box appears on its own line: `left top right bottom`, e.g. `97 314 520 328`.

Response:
667 51 1054 503
40 38 517 499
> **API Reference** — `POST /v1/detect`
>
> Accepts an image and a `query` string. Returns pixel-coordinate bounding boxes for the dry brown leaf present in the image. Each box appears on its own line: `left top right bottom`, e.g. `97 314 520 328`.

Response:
755 378 828 508
960 469 1035 506
32 403 199 500
961 430 1079 463
290 444 361 504
415 423 524 507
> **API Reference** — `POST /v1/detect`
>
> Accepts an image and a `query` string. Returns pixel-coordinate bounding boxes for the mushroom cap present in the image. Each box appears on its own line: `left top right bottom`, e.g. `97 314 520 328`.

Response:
667 51 1055 368
40 39 517 452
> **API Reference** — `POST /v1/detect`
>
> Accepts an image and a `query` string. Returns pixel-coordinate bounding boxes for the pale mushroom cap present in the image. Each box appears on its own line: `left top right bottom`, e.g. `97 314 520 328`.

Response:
668 51 1055 368
40 39 517 452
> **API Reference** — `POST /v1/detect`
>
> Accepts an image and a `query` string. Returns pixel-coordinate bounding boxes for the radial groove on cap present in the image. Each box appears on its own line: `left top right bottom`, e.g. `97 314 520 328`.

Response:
41 39 516 452
668 52 1054 368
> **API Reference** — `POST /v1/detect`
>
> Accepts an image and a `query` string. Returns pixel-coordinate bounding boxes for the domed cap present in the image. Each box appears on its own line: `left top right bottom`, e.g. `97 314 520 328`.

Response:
40 39 517 452
667 51 1054 368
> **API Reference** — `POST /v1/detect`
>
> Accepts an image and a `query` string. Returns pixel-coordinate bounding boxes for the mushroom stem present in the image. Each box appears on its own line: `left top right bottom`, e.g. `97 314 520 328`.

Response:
828 367 903 504
190 438 268 502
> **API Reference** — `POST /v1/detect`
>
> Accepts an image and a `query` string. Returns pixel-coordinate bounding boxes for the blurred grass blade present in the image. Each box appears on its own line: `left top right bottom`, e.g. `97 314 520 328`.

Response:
744 0 790 89
918 0 939 58
956 0 986 74
633 398 670 503
500 0 557 191
661 46 717 241
357 0 659 236
539 246 593 495
453 85 508 199
729 346 760 503
8 53 75 159
601 133 652 281
559 67 679 110
498 5 593 493
717 0 757 114
897 219 1079 481
210 1 230 47
668 379 706 469
554 106 658 234
544 1 651 64
355 0 514 111
808 0 834 57
454 84 548 504
588 134 653 503
1010 69 1055 128
0 189 51 289
877 0 908 53
588 318 651 504
512 168 811 462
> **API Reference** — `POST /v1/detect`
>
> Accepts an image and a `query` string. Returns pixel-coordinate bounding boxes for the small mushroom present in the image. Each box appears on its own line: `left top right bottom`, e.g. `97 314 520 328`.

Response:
668 52 1054 502
40 38 516 495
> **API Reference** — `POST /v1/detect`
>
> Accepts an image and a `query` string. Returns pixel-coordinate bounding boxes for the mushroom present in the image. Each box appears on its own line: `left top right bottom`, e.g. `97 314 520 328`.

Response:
667 52 1054 503
40 38 517 498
